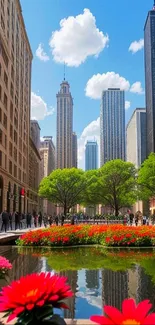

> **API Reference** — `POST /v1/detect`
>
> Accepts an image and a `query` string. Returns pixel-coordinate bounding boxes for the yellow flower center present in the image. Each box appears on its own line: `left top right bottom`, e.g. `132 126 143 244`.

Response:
122 320 140 325
26 289 38 298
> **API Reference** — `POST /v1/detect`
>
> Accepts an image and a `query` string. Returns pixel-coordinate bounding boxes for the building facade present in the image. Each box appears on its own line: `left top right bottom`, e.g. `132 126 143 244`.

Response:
0 0 32 213
56 80 73 169
126 108 146 168
85 140 98 171
100 88 125 166
72 132 77 168
144 4 155 155
28 137 41 214
40 136 56 215
30 120 40 151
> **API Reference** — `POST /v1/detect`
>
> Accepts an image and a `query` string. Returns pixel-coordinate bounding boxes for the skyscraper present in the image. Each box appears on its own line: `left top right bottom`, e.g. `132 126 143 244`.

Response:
85 140 98 171
40 137 56 214
126 108 146 168
144 3 155 154
56 80 73 169
72 132 77 168
0 0 32 213
100 88 125 166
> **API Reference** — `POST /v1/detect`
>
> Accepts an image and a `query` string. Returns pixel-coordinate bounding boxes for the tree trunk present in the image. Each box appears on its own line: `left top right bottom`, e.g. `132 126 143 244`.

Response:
115 205 119 217
64 202 67 217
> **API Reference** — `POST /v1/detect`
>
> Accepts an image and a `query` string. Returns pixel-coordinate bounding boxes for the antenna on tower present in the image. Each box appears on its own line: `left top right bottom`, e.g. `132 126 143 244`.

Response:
64 62 66 81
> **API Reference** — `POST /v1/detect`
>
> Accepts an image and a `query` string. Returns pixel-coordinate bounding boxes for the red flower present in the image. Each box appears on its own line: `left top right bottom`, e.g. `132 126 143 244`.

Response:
90 299 155 325
0 272 73 323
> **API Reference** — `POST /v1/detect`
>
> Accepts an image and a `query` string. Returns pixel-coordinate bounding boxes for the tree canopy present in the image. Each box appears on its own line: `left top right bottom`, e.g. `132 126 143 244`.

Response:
99 160 137 215
138 153 155 200
39 168 93 215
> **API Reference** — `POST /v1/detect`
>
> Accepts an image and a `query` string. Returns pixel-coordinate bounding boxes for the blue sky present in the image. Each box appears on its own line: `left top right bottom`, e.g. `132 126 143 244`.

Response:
20 0 152 168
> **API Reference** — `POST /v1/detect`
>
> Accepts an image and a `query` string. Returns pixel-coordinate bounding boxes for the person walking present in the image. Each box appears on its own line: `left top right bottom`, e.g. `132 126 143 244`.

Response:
55 215 59 226
15 211 20 230
129 212 134 226
38 212 42 227
61 215 65 226
9 212 12 230
1 210 9 232
26 212 32 228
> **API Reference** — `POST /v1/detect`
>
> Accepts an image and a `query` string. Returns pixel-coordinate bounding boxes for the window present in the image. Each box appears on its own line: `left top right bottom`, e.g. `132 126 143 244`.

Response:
10 83 13 98
14 130 17 145
4 93 7 109
3 113 7 129
0 85 2 100
10 123 13 138
10 101 13 119
0 151 2 167
14 165 17 178
1 43 8 67
9 142 12 156
9 160 12 174
0 129 2 144
4 135 7 149
0 63 1 77
0 108 2 122
4 72 8 88
14 147 17 162
18 168 21 181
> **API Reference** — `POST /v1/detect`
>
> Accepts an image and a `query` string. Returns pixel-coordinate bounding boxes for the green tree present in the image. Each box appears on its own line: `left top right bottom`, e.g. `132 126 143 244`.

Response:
138 153 155 200
98 160 137 216
82 170 101 208
39 168 92 216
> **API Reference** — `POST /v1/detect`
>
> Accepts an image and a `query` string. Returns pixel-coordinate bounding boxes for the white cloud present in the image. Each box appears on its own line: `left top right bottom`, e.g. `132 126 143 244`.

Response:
78 117 100 169
129 39 144 54
125 101 131 110
49 8 109 67
85 72 130 99
31 92 55 121
36 43 50 62
130 82 144 94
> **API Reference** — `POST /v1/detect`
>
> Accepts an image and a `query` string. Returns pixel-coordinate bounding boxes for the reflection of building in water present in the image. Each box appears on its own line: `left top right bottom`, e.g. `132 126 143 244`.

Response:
137 268 155 306
102 270 128 310
60 270 78 319
85 270 99 290
0 247 43 288
128 267 139 301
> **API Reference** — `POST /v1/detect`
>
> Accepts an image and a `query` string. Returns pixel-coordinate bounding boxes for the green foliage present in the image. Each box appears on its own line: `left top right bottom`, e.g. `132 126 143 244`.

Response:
138 153 155 200
39 168 91 215
99 160 137 215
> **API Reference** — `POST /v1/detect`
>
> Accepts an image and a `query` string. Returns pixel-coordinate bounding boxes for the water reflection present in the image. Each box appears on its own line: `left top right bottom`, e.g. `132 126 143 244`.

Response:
0 246 155 319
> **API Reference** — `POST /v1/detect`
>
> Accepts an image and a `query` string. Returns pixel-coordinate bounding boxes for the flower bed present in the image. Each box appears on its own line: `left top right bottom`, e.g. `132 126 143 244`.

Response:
17 224 155 247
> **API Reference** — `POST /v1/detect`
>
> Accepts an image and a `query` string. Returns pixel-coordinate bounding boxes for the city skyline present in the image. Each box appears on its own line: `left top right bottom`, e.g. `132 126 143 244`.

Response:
85 140 98 171
20 0 151 169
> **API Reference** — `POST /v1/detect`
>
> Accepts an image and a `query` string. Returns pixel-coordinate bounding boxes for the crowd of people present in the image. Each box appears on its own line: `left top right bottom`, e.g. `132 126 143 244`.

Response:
0 209 152 233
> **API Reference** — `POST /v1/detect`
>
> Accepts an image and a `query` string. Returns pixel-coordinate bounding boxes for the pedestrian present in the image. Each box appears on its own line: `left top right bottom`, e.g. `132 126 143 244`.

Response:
15 211 20 230
55 215 59 226
9 212 12 230
129 212 134 226
43 214 48 227
71 215 75 225
38 212 42 227
135 214 138 226
61 215 65 226
26 212 32 228
143 215 147 225
49 215 53 226
1 210 9 232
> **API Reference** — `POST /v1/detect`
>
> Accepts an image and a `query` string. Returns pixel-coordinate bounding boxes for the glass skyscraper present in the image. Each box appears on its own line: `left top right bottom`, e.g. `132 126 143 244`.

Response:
100 88 125 166
85 141 98 171
144 4 155 154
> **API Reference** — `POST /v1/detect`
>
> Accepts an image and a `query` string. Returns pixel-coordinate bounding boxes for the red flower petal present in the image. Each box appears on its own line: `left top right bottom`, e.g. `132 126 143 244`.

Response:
37 300 45 307
122 298 136 319
135 300 152 321
104 306 123 324
26 303 34 310
90 315 115 324
143 313 155 325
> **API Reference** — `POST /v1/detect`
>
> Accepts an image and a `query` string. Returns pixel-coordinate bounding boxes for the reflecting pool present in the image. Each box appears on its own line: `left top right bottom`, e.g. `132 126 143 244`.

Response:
0 246 155 319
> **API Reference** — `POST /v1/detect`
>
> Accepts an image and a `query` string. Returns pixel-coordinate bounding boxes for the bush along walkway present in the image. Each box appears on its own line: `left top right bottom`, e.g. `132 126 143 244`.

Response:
16 224 155 247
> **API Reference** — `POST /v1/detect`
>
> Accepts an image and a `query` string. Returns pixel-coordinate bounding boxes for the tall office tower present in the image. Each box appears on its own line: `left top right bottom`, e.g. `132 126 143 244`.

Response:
102 269 128 310
85 270 99 290
85 140 98 171
100 88 125 166
30 120 41 151
40 137 56 214
60 270 78 319
144 3 155 154
72 132 77 168
56 79 73 169
0 0 32 213
126 108 146 168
